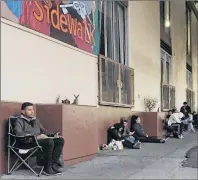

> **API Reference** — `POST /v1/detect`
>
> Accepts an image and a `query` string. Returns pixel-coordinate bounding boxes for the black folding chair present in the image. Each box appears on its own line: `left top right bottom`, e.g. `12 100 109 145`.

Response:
7 116 44 176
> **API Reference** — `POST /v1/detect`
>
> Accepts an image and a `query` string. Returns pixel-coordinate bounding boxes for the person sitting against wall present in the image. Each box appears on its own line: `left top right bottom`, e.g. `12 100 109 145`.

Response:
179 102 194 131
193 111 198 128
167 109 184 139
180 102 191 117
164 110 176 138
130 115 166 143
179 104 197 133
107 118 141 149
14 102 65 176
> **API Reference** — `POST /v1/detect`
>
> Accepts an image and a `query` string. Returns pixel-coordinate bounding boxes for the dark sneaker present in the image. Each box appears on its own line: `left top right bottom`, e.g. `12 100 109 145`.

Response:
42 167 57 176
160 139 166 143
52 164 62 174
133 142 141 149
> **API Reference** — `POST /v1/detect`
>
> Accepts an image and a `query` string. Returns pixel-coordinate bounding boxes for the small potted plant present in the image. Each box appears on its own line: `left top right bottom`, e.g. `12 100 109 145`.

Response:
144 96 158 112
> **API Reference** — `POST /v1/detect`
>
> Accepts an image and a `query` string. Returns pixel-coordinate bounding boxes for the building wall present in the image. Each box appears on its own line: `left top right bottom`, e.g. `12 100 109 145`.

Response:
129 1 161 111
1 18 98 106
191 12 198 111
1 1 198 111
171 1 187 109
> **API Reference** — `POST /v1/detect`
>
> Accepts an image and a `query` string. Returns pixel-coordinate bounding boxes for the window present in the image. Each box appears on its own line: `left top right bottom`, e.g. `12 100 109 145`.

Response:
186 65 194 110
99 1 128 65
195 2 198 11
186 68 193 90
186 5 192 64
98 55 134 107
161 48 175 110
160 1 171 37
98 1 133 107
186 4 194 111
186 89 195 111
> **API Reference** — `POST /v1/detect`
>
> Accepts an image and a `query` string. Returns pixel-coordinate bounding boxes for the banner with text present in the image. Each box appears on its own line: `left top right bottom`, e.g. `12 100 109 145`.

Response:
1 0 99 55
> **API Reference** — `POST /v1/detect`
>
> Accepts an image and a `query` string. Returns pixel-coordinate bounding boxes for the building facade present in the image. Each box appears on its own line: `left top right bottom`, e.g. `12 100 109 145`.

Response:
1 1 198 112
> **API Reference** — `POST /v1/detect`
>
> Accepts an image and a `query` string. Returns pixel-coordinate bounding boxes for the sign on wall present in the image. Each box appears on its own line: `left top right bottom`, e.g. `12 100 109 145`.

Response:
1 0 99 55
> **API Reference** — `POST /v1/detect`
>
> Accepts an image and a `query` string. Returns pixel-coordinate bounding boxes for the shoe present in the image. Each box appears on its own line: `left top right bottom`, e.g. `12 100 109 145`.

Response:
133 142 141 149
160 139 166 143
52 164 62 174
42 167 57 176
178 134 184 139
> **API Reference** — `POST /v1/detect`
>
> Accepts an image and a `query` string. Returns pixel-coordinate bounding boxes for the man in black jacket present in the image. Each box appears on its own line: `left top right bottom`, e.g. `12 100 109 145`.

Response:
107 118 141 149
14 102 64 176
180 102 191 117
131 115 166 143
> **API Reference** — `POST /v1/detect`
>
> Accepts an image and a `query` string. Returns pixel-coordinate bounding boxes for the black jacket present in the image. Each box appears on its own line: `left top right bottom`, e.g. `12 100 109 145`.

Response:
180 105 191 117
107 123 130 144
132 123 146 138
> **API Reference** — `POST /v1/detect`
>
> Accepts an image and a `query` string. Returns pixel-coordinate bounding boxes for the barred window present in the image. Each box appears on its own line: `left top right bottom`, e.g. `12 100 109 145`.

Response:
98 1 133 107
186 89 195 111
98 55 134 107
161 48 175 110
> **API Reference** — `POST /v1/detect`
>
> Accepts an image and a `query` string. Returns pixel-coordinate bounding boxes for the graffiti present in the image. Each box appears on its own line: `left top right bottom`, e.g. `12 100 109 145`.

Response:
60 1 94 45
1 0 99 55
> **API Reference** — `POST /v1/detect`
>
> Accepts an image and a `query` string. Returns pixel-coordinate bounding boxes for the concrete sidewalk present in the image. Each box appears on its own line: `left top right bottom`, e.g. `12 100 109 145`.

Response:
1 133 198 179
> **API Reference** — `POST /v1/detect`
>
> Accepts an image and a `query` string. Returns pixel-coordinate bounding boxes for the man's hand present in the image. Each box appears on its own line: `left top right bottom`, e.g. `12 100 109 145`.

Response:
54 132 62 138
129 131 135 135
36 134 49 140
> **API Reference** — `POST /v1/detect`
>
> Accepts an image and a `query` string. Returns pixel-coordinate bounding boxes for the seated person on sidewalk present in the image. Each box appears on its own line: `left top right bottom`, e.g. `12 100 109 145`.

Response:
130 115 166 143
179 106 196 133
107 118 141 149
180 102 191 117
14 102 65 176
164 110 177 137
182 114 197 133
180 102 196 132
193 111 198 128
167 109 184 139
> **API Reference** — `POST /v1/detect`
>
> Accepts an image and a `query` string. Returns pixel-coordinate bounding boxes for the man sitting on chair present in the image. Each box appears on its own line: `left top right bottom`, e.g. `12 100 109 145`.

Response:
167 109 184 139
14 102 64 176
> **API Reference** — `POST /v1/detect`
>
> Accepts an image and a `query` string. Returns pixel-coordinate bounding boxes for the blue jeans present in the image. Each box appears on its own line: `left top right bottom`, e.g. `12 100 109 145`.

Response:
124 136 136 144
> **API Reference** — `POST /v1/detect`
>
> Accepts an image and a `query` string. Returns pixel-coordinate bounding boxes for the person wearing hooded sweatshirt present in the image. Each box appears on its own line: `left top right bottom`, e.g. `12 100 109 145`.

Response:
14 102 64 176
130 115 166 143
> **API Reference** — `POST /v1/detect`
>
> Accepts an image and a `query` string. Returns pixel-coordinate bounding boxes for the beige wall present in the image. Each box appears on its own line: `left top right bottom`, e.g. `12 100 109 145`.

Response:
171 1 187 109
191 12 198 111
1 18 98 106
1 2 198 112
171 2 198 111
129 1 161 111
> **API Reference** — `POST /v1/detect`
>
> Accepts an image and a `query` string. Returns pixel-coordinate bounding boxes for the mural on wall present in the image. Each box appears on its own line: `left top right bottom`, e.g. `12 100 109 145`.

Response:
1 0 99 55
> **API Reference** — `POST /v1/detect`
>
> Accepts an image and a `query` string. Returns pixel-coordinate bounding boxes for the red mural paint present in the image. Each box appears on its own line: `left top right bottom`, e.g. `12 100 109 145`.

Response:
20 1 50 36
72 36 92 53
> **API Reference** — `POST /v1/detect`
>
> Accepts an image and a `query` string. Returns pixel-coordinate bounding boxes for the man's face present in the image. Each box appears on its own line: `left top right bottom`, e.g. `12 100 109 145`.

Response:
22 106 34 118
184 103 187 107
168 111 172 115
123 122 128 127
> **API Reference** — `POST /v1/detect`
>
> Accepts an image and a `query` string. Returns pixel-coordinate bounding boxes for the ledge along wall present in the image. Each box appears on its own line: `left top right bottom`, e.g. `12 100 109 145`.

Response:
0 102 166 174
